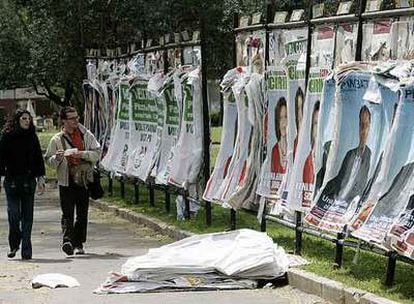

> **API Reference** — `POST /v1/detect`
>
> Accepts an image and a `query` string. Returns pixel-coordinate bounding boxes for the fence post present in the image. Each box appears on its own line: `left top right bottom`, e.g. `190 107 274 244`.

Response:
149 184 155 207
120 176 125 199
260 212 267 232
294 211 303 255
184 191 191 220
385 251 398 286
230 209 237 230
108 173 113 196
134 179 139 205
165 190 171 213
334 232 345 268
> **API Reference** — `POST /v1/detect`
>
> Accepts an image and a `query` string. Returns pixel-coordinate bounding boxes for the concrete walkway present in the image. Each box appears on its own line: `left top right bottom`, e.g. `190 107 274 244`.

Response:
0 186 329 304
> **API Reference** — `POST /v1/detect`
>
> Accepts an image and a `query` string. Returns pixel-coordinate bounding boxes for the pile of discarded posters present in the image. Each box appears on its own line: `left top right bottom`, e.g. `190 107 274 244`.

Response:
95 229 290 294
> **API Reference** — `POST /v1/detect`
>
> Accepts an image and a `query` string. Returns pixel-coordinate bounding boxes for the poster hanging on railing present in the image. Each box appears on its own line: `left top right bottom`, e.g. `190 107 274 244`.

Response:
351 82 413 246
153 72 182 185
101 82 131 174
305 70 394 232
362 19 392 61
335 23 359 65
168 67 204 189
203 68 241 202
390 18 414 60
256 67 288 201
227 71 265 210
274 27 308 213
215 74 251 204
148 72 167 181
284 25 335 212
126 78 159 181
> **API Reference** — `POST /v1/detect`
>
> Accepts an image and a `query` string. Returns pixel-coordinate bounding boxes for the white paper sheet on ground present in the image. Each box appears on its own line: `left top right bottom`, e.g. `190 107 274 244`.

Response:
32 273 80 289
95 229 289 294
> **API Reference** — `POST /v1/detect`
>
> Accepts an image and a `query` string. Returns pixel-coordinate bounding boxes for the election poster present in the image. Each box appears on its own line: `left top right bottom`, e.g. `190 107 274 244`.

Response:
101 82 131 174
227 72 265 210
362 19 392 61
203 68 241 202
351 83 414 246
154 72 182 185
168 67 204 189
305 71 393 232
126 78 159 181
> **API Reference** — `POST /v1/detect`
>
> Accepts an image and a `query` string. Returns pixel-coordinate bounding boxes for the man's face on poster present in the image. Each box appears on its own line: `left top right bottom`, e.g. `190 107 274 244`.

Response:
359 108 371 145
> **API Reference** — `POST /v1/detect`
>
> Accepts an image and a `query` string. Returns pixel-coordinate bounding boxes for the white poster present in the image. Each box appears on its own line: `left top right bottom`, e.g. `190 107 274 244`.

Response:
168 67 204 189
101 82 131 174
126 78 159 181
203 68 240 202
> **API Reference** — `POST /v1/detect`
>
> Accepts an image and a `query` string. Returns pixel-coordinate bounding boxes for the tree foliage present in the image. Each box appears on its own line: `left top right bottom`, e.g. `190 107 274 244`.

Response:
0 0 373 108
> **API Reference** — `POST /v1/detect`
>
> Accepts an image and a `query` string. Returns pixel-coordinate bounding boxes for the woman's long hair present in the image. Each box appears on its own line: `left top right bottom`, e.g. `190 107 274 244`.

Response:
2 109 35 135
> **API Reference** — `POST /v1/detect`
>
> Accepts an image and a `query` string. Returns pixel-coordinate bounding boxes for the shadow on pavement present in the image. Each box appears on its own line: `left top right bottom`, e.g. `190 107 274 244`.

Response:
68 252 126 260
13 258 72 264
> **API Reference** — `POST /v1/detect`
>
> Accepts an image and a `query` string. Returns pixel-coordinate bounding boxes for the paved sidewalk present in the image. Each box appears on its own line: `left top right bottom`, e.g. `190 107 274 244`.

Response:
0 186 329 304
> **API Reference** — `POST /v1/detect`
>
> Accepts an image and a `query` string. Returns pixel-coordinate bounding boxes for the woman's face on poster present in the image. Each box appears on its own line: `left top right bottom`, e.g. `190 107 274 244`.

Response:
278 104 288 137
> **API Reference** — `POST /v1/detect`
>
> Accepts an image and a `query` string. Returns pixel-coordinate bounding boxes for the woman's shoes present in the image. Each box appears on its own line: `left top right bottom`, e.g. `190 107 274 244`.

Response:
7 248 18 258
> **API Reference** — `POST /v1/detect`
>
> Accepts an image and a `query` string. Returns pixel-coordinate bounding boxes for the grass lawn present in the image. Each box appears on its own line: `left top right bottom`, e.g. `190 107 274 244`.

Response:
38 130 57 178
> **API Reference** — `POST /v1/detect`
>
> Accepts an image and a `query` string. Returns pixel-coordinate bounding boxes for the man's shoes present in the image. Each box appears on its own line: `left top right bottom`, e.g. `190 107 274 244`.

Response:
62 242 74 256
74 247 85 255
7 248 18 258
21 255 32 260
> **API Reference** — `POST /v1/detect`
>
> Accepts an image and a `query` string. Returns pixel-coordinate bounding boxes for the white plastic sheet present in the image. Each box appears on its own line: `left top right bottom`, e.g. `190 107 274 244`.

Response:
95 229 289 294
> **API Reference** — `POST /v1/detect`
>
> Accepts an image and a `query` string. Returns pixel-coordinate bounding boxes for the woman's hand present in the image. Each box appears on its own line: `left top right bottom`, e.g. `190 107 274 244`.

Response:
37 176 45 195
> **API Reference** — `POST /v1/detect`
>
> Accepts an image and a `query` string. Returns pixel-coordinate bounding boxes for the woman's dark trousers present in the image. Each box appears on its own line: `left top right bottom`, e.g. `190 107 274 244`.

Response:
5 176 36 258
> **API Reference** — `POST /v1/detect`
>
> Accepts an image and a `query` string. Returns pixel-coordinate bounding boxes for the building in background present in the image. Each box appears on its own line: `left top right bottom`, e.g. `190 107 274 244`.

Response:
0 87 58 131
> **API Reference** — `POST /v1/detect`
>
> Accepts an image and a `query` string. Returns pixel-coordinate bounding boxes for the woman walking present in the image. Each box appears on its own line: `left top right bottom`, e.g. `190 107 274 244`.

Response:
0 109 45 259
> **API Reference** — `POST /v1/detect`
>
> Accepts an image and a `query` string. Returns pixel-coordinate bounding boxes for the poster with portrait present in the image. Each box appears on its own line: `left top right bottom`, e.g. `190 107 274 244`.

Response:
305 71 391 233
285 68 329 212
335 23 359 66
101 82 131 174
168 67 204 189
215 75 251 204
153 72 182 185
226 72 265 210
351 84 414 246
203 68 241 202
279 27 308 205
126 78 159 181
256 67 288 200
361 19 392 61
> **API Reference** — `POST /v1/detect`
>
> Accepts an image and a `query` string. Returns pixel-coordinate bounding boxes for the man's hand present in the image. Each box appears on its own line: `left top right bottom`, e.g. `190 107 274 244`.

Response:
55 150 64 162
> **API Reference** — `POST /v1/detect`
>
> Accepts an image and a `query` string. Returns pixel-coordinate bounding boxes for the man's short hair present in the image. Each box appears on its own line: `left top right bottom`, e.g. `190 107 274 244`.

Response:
60 106 77 120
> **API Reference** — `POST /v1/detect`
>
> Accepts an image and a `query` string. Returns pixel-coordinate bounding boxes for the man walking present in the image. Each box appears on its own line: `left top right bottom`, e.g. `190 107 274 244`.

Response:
45 107 100 255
